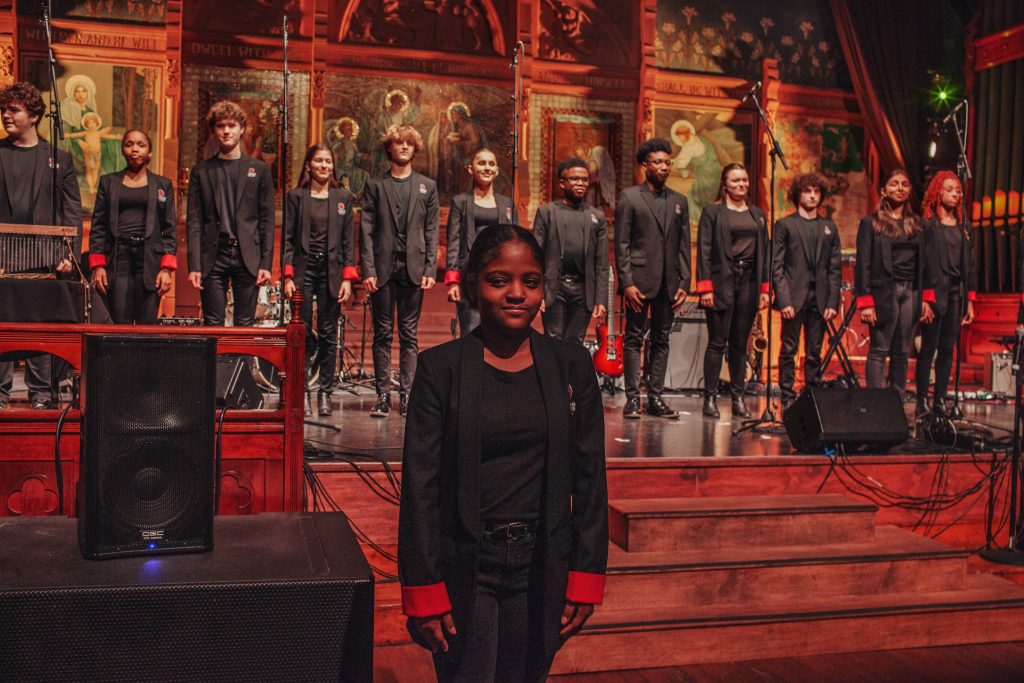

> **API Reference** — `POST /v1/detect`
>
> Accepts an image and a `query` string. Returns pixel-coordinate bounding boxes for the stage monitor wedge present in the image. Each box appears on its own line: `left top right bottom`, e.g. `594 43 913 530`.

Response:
783 387 909 454
78 334 217 559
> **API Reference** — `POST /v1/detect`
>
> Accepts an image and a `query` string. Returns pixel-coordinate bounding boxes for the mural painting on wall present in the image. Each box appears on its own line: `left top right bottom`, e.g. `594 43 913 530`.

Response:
542 111 620 215
17 0 166 24
654 107 751 225
774 117 867 250
27 59 161 212
341 0 503 54
185 0 306 36
538 0 635 67
655 1 848 88
321 74 513 205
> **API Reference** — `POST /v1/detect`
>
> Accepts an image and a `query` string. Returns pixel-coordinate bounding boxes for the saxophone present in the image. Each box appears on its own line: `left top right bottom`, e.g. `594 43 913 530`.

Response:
748 312 768 376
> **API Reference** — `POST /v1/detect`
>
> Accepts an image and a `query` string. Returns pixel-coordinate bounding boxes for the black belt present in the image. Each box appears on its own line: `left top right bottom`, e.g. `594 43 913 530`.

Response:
558 273 583 284
308 247 327 260
733 258 754 270
218 237 240 248
116 235 145 246
482 520 537 542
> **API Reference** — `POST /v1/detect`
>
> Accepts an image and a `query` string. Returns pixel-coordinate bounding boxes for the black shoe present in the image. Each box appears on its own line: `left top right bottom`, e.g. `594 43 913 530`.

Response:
703 395 720 418
399 394 409 417
370 394 390 417
647 396 679 419
318 392 332 416
623 397 642 420
932 398 948 417
31 398 51 410
915 397 930 416
304 392 312 416
731 396 751 418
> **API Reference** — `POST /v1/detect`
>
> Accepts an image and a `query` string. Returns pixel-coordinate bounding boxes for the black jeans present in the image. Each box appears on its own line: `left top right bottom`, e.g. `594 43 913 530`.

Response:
300 252 339 393
624 284 674 400
433 529 551 683
703 262 759 398
370 260 423 397
108 240 158 325
778 291 825 403
542 278 590 345
201 242 258 327
0 354 51 404
866 280 916 393
916 285 962 402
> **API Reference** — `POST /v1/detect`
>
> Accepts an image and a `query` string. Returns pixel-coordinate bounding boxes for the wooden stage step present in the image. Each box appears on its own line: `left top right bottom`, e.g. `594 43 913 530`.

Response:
609 494 877 552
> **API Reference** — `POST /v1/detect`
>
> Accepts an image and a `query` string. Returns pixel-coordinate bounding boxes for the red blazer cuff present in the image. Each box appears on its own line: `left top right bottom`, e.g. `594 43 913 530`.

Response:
283 264 295 279
759 282 770 296
88 253 107 269
159 254 177 271
921 289 937 304
566 571 605 604
342 265 361 281
444 270 460 286
967 290 977 303
856 295 875 309
695 279 714 294
401 583 453 617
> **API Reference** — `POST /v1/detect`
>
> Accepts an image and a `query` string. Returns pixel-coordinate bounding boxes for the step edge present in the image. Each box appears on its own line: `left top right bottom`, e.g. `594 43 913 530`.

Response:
607 549 969 574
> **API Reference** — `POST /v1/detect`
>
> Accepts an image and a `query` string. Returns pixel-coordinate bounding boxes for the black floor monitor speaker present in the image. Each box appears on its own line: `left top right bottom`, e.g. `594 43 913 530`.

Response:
783 387 909 453
79 334 217 559
217 354 265 409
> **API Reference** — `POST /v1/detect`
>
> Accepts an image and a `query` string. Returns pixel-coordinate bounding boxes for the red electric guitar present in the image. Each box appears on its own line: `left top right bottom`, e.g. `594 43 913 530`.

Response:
593 267 624 377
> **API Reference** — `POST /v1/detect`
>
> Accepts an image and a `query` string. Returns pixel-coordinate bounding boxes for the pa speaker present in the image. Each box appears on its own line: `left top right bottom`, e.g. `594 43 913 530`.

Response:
783 387 909 453
216 354 265 409
665 318 708 391
78 334 217 559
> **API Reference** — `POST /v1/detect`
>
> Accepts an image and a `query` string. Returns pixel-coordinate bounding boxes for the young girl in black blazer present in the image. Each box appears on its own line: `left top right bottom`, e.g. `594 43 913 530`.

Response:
696 163 770 419
855 169 934 397
399 224 607 682
282 144 357 416
89 129 177 324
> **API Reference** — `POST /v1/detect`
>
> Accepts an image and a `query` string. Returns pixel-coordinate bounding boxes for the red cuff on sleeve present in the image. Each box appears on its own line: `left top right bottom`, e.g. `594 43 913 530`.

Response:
760 282 770 296
283 264 295 279
856 295 875 309
159 254 177 271
566 571 606 605
695 279 714 294
444 270 460 286
967 291 977 303
922 289 937 304
88 253 107 269
402 583 453 617
342 266 361 281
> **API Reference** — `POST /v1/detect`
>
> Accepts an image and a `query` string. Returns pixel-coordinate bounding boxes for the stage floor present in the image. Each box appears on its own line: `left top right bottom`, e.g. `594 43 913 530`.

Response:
303 385 1016 461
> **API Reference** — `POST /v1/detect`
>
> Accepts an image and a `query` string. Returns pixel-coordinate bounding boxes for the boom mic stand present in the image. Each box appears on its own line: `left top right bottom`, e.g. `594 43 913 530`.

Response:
735 80 788 436
509 40 524 200
277 14 290 327
947 99 972 420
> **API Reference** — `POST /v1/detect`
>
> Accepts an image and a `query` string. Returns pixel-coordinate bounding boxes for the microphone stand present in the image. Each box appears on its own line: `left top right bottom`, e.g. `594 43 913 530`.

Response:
948 100 972 420
508 41 524 201
735 82 788 436
42 4 63 228
278 14 290 327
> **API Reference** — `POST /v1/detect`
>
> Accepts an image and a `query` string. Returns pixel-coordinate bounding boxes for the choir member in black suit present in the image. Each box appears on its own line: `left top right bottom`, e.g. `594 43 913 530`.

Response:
696 163 770 419
855 169 934 396
445 147 518 336
186 101 275 327
532 157 609 345
282 144 358 417
360 124 439 418
915 171 976 416
615 137 691 420
772 171 842 409
89 130 177 325
399 224 607 683
0 82 82 409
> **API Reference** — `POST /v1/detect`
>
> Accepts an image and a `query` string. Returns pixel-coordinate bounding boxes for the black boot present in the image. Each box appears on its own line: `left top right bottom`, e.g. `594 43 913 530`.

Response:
623 396 642 419
370 394 390 417
318 392 332 416
703 394 720 418
731 395 750 418
303 391 312 416
932 397 948 417
399 393 410 417
647 396 680 419
915 396 930 416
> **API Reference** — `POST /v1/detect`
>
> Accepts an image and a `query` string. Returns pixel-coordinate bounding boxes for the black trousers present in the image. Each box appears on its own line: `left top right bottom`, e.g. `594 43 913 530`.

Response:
916 285 962 402
370 261 423 397
865 281 916 393
778 291 825 403
0 355 51 404
201 242 258 327
703 263 759 398
300 253 340 393
108 242 158 325
542 278 590 345
624 284 674 400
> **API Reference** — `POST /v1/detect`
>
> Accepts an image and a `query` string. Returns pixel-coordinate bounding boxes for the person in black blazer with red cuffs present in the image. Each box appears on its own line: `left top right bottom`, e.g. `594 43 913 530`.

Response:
89 130 176 325
915 171 976 416
186 101 275 327
445 147 518 336
360 124 439 418
696 163 770 419
771 171 842 409
855 169 934 398
615 137 691 420
399 225 606 683
282 144 358 417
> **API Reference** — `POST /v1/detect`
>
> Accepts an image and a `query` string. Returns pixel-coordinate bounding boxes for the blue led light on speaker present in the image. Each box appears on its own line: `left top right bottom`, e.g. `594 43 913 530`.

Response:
148 543 157 549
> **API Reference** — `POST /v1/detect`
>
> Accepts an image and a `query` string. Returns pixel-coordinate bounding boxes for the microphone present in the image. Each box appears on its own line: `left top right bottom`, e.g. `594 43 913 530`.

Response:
942 99 967 126
511 40 525 67
741 81 761 104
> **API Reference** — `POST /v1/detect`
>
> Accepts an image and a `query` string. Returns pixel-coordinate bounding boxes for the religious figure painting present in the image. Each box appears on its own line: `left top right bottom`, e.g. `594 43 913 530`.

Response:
543 111 621 214
339 0 509 55
321 74 513 205
537 0 636 68
17 0 166 24
653 106 751 225
26 59 161 212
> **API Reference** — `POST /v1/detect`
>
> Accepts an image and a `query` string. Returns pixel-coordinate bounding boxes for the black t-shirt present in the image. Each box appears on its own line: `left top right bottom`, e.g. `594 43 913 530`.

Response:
117 184 149 239
727 207 759 261
310 195 329 253
473 204 499 233
8 145 38 225
388 175 411 253
216 158 242 239
479 363 546 522
891 228 919 282
942 225 962 280
555 201 588 277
